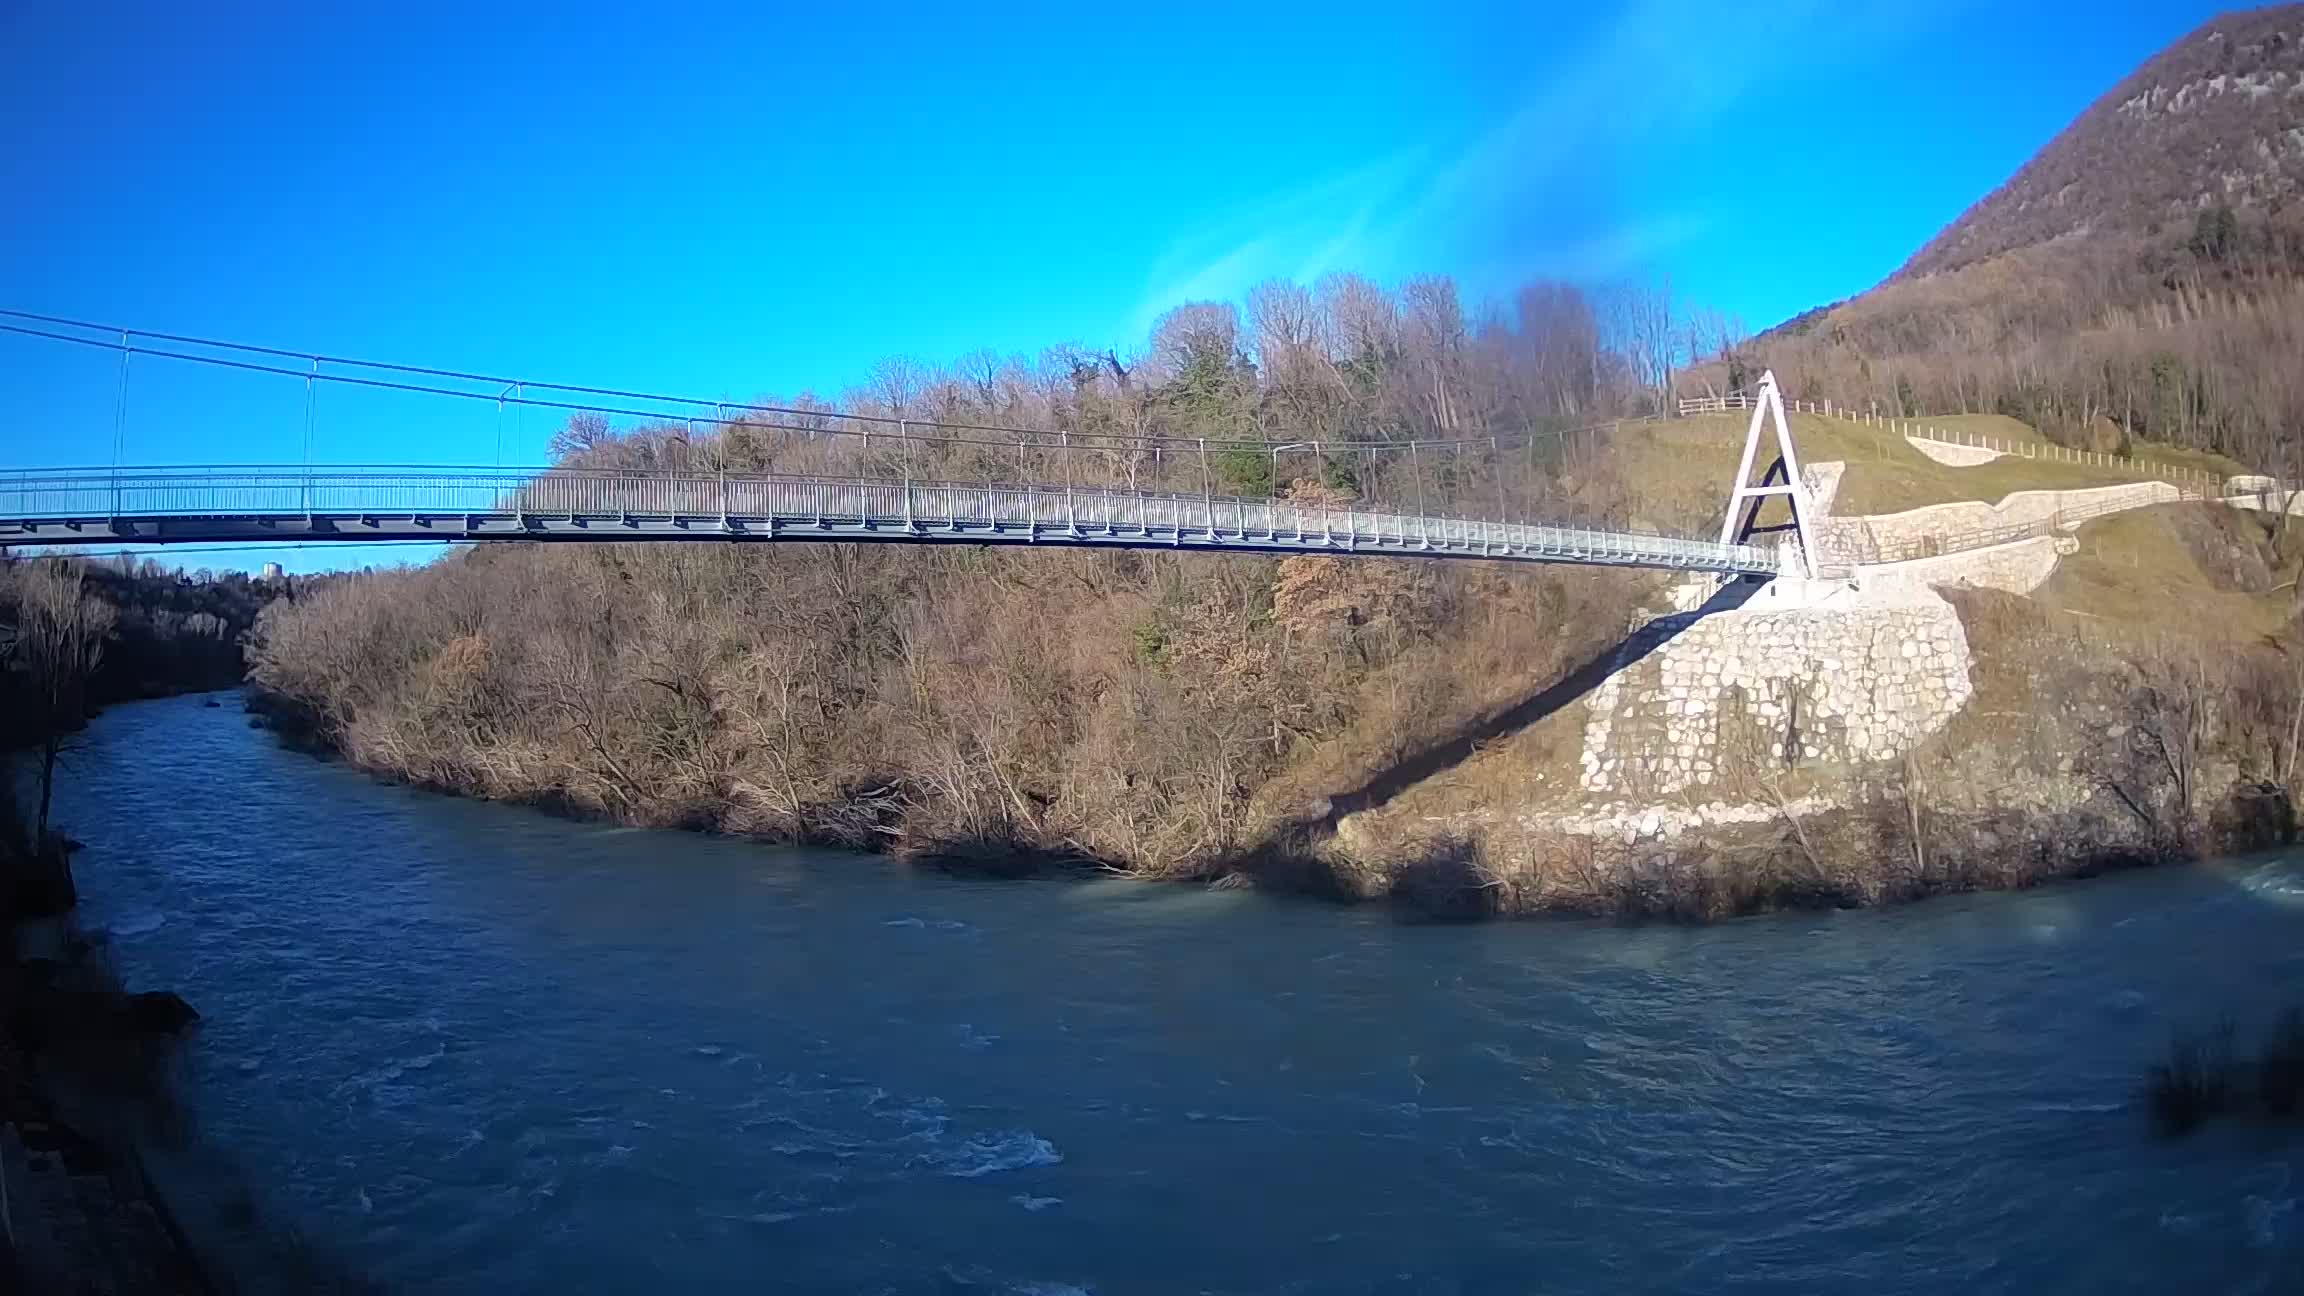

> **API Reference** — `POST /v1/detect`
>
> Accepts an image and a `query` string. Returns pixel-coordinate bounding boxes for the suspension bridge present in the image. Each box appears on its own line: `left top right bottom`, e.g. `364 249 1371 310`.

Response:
0 311 1794 576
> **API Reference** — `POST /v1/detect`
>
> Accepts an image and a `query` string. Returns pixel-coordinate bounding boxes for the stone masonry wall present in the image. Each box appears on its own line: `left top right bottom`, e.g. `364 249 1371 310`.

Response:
1803 461 1844 513
2226 481 2304 517
1577 593 1973 798
1905 436 2002 466
1856 534 2076 598
1855 482 2177 551
1569 459 2146 810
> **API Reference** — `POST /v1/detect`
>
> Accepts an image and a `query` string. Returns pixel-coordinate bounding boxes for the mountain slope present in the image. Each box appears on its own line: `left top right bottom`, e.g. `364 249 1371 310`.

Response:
1899 4 2304 280
1728 6 2304 470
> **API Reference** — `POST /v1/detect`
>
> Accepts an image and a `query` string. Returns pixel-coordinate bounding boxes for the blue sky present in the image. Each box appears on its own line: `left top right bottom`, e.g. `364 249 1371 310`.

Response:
0 0 2239 570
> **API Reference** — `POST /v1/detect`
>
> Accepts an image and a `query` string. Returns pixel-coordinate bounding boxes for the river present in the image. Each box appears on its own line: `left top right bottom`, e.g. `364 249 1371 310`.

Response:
50 692 2304 1293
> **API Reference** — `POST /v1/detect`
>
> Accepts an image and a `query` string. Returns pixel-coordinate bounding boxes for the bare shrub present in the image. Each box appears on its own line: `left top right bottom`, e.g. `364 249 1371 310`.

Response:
2259 1009 2304 1118
1384 834 1503 922
2141 1009 2304 1138
2146 1024 2238 1137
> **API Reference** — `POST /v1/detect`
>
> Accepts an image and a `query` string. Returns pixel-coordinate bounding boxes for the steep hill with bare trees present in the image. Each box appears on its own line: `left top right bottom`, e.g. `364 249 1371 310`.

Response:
1735 5 2304 480
1901 5 2304 280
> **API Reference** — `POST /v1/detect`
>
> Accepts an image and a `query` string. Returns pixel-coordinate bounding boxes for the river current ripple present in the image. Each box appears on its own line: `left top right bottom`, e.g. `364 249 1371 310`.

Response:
57 693 2304 1293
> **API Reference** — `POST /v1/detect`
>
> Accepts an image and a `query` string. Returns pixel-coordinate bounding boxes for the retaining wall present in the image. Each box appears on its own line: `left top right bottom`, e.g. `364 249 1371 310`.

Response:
1906 436 2003 467
1851 481 2179 552
1855 535 2073 598
1577 594 1972 799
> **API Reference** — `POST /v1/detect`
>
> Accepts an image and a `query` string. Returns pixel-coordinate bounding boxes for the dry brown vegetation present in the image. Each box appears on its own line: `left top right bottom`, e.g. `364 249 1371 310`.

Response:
8 562 114 841
1279 501 2304 920
249 274 1693 890
243 232 2304 920
2145 1009 2304 1137
246 437 2304 920
249 498 2304 920
1933 505 2304 859
248 535 1662 884
1741 238 2304 476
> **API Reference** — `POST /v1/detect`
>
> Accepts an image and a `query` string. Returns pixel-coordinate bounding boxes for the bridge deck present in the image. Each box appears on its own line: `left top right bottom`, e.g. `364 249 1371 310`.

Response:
0 467 1780 576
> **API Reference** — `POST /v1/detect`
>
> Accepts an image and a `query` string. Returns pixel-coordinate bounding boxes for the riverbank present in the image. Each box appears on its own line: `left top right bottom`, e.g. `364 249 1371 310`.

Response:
0 848 387 1293
0 556 280 754
241 568 2299 925
242 663 2289 925
0 914 210 1293
234 434 2304 923
3 681 375 1289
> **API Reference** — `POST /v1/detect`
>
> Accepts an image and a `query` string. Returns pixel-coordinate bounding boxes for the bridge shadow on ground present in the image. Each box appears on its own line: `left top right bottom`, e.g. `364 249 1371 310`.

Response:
1239 576 1766 896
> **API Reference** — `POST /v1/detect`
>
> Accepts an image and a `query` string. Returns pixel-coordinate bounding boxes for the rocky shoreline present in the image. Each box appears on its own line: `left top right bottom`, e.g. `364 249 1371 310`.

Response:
1 846 392 1295
1 903 211 1293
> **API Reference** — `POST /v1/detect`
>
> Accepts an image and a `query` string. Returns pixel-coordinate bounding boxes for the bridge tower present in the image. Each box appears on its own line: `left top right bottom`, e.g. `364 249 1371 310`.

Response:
1717 370 1823 578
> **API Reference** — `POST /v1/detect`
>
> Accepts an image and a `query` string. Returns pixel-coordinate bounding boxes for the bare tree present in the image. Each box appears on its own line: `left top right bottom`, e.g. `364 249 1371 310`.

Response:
548 410 616 464
863 356 931 420
14 560 117 842
2088 636 2224 848
1514 280 1601 418
1401 275 1470 435
1617 276 1677 412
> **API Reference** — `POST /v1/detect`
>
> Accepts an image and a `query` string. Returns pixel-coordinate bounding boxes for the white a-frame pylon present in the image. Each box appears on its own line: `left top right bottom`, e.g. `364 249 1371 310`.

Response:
1716 370 1822 578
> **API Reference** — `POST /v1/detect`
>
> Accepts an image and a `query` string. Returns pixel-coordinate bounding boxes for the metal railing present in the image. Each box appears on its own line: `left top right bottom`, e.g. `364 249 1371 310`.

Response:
1815 480 2213 566
1675 393 2226 500
0 465 1783 575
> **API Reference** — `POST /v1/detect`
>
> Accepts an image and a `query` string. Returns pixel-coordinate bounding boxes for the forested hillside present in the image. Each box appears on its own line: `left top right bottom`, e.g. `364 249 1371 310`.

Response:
1729 5 2304 478
0 555 276 748
1902 5 2304 280
246 274 1684 884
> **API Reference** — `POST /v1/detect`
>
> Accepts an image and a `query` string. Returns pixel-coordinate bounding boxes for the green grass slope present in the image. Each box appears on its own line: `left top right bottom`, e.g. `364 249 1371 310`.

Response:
1612 412 2241 525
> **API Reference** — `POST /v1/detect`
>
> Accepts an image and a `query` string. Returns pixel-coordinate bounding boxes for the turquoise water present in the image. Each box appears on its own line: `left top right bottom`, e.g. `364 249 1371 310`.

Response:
60 692 2304 1293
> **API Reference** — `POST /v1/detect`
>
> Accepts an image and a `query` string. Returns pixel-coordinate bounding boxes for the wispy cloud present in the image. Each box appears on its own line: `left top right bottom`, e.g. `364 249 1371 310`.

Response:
1126 150 1428 335
1122 0 1917 336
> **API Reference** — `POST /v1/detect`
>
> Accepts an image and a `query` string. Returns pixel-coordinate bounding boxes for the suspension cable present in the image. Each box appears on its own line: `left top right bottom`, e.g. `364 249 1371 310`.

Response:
0 308 1631 459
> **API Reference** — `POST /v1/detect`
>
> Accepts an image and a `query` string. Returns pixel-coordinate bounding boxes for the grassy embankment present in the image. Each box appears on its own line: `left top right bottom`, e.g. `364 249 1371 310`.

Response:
1314 413 2300 916
1606 410 2247 518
